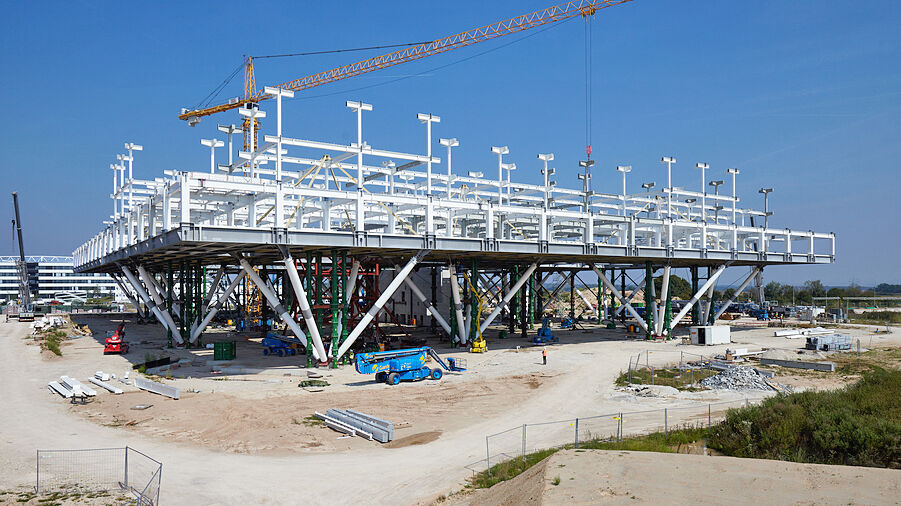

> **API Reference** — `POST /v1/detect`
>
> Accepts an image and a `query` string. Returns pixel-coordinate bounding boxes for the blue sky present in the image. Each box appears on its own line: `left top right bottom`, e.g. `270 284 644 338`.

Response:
1 0 899 286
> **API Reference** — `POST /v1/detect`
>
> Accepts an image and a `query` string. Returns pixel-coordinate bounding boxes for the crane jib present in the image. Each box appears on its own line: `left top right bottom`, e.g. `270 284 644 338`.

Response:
178 0 634 121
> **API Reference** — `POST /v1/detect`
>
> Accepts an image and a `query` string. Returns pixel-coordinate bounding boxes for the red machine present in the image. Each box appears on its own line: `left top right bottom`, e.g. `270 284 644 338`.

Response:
104 323 129 354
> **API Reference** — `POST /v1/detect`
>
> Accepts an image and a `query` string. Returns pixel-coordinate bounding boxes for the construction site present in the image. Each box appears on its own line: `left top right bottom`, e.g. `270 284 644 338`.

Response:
2 1 900 505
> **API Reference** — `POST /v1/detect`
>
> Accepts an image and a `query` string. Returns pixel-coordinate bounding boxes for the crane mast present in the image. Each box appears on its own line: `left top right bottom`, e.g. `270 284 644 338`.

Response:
11 192 32 312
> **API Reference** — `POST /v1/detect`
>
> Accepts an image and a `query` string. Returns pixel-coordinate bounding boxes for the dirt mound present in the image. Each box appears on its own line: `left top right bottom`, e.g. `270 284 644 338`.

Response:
384 431 441 448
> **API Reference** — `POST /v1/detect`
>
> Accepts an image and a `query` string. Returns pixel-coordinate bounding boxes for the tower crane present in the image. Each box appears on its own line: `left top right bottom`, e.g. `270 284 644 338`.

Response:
178 0 634 148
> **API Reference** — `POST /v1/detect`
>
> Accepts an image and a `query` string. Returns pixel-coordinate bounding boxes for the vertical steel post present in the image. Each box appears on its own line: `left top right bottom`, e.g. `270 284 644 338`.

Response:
645 262 654 339
486 436 491 474
469 259 479 343
520 269 528 338
179 261 186 344
124 446 129 489
167 261 173 348
708 404 711 428
664 409 668 438
522 424 526 461
691 266 700 325
574 418 579 448
527 273 535 328
330 249 339 368
569 271 575 319
340 251 349 364
430 267 437 332
305 253 314 367
508 270 516 335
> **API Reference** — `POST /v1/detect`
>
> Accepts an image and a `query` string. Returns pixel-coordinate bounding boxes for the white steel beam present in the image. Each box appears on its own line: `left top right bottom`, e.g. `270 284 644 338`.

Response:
656 265 671 335
201 265 226 314
479 262 538 333
588 264 649 334
398 265 452 336
120 265 183 344
712 267 761 321
110 273 146 318
448 264 467 344
136 265 181 336
576 289 599 318
282 255 328 361
337 250 430 359
237 256 324 362
670 264 728 328
190 273 243 342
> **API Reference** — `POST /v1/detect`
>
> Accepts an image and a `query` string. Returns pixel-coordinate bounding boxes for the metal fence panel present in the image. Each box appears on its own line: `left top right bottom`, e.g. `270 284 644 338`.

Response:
37 448 125 493
36 447 161 505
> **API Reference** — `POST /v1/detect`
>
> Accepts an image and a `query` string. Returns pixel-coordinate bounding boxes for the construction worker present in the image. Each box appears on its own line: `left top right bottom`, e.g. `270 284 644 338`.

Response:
542 347 547 365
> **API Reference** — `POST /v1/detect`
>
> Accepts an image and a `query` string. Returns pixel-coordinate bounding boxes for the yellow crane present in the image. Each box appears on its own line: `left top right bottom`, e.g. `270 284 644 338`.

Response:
178 0 634 144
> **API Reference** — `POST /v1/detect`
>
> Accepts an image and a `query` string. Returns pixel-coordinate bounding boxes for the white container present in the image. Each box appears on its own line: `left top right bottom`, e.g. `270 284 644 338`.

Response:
689 325 731 345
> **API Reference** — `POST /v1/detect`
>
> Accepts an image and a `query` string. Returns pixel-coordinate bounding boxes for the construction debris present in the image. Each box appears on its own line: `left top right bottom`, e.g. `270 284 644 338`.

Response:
700 366 779 391
760 358 836 372
315 409 395 443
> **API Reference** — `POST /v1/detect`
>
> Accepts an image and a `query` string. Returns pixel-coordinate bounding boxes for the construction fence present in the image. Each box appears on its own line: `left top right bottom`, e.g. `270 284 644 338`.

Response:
36 446 161 505
467 398 756 474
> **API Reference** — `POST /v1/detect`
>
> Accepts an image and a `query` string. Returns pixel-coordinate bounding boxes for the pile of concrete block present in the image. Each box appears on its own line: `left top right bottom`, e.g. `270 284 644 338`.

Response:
315 409 394 443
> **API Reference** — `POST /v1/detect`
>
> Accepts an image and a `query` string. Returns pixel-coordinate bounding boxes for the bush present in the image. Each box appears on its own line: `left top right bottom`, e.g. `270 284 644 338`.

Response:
708 368 901 468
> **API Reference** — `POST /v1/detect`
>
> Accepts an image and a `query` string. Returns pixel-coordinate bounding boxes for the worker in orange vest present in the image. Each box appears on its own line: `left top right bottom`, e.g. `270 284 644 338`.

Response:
542 347 547 365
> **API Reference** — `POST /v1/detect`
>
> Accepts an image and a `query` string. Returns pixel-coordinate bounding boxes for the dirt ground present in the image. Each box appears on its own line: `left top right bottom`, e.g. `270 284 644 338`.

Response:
2 314 899 504
452 449 901 505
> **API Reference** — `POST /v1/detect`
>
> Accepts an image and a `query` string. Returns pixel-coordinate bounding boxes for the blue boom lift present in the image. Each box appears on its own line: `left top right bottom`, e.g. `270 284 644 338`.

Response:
355 347 466 385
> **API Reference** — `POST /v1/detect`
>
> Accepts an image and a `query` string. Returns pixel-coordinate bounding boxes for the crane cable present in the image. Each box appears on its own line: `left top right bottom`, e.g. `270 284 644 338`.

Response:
584 13 593 163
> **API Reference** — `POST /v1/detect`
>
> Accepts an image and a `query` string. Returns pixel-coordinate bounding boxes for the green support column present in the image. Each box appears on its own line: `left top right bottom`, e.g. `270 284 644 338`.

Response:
519 267 528 339
644 262 654 340
179 262 187 346
305 252 313 367
527 273 535 329
330 249 339 368
469 259 479 344
664 285 673 339
691 267 700 326
340 252 349 364
167 261 173 348
508 269 517 334
449 292 458 348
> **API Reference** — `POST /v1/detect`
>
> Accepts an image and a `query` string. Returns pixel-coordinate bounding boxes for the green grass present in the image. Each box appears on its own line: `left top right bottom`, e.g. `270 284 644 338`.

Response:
708 367 901 468
40 329 65 356
615 367 717 390
850 311 901 324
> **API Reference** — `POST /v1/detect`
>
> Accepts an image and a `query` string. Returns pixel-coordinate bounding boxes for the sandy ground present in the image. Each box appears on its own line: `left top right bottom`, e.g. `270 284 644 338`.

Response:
453 449 901 505
1 314 899 504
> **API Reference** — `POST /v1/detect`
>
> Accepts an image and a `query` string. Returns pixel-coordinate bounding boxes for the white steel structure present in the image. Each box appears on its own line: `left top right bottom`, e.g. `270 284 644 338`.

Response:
72 99 835 357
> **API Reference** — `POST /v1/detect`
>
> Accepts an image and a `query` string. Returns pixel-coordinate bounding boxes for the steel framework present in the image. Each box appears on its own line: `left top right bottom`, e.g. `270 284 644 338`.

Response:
74 99 834 359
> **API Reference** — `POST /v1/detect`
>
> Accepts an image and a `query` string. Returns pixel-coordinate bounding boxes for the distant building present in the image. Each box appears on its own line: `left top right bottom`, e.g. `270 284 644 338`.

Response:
0 256 120 303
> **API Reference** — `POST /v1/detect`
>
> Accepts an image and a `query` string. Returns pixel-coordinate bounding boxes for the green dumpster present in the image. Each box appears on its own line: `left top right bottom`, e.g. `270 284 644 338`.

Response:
214 341 236 361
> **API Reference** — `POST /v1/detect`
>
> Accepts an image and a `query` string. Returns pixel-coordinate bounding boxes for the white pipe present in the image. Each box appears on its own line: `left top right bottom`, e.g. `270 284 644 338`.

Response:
713 267 760 321
191 273 243 342
337 251 429 359
120 265 182 344
671 264 728 328
480 262 538 333
588 264 649 333
282 256 328 361
398 266 452 336
576 289 599 318
448 264 467 344
614 275 646 316
656 265 671 335
111 273 145 318
135 265 181 337
238 257 323 362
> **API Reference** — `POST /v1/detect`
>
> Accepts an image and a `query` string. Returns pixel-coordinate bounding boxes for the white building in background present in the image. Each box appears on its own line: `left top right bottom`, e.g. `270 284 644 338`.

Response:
0 256 120 303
